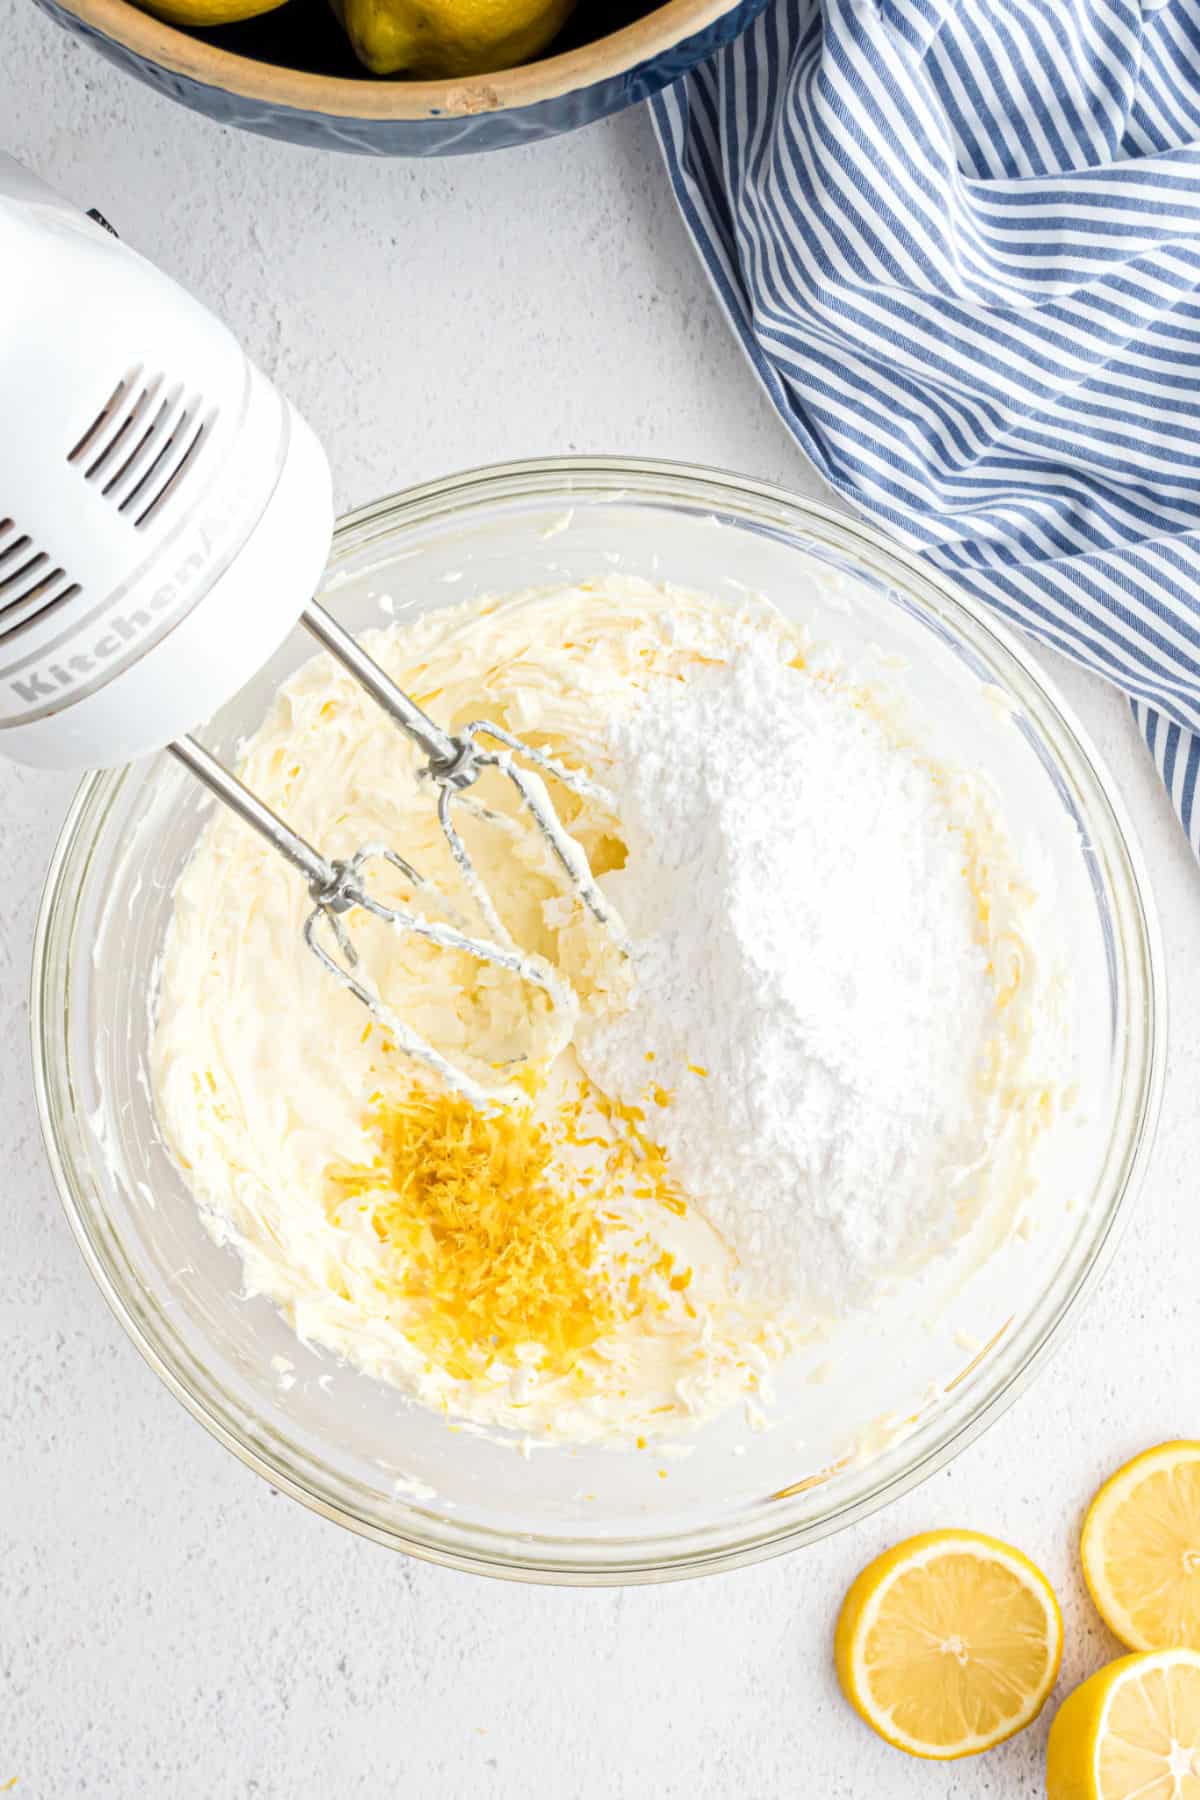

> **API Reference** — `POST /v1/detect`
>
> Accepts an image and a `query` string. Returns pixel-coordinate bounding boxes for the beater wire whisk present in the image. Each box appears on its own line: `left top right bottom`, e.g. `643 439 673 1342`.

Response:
168 600 626 1107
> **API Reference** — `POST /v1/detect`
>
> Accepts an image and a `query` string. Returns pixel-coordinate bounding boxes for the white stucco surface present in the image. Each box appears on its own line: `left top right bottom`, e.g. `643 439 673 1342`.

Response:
2 7 1197 1791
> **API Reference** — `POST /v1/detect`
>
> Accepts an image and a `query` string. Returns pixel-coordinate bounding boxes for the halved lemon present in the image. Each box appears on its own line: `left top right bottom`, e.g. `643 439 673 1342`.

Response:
834 1529 1063 1759
1082 1443 1200 1652
1046 1649 1200 1799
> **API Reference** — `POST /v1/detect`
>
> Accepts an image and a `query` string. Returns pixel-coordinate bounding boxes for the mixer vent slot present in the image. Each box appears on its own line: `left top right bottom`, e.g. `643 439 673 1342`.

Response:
68 365 216 530
0 516 81 643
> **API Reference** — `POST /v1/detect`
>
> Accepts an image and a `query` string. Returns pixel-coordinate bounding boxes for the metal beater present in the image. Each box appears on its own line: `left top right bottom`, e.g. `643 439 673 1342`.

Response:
171 601 625 1107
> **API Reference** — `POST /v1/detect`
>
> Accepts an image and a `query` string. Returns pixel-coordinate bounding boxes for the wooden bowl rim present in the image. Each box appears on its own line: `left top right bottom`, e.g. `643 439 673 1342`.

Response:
53 0 740 116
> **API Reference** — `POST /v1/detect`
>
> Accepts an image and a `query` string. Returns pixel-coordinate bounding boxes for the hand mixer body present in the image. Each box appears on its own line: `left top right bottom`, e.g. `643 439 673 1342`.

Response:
0 155 621 1105
0 153 333 769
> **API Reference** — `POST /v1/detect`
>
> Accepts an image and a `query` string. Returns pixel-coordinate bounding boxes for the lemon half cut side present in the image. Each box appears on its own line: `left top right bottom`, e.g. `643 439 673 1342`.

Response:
1047 1649 1200 1799
1082 1443 1200 1654
835 1528 1063 1760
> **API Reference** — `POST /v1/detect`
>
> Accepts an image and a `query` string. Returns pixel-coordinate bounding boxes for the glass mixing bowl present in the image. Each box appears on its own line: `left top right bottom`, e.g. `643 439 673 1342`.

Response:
32 457 1165 1584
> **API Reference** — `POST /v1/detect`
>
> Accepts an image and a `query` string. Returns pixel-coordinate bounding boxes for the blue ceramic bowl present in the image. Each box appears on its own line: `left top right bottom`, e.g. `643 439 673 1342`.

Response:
35 0 767 154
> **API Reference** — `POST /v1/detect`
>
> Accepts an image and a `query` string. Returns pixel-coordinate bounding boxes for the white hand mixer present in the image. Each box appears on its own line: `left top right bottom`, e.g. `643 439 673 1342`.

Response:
0 154 622 1103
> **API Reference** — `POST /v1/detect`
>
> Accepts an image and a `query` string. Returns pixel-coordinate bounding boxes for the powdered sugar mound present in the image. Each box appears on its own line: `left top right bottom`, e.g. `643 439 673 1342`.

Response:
576 635 996 1317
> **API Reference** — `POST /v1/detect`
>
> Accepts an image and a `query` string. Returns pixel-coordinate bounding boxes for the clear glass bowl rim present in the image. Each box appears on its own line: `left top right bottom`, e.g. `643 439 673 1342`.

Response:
31 455 1168 1586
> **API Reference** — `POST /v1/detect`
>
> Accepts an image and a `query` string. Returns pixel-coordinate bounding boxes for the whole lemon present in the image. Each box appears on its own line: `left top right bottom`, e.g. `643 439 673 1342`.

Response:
138 0 287 26
333 0 575 77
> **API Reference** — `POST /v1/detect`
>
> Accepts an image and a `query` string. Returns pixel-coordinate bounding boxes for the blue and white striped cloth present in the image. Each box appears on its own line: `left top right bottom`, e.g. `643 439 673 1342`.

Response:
652 0 1200 849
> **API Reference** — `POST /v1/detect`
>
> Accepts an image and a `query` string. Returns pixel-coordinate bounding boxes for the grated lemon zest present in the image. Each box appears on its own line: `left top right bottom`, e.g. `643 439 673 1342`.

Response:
327 1079 688 1388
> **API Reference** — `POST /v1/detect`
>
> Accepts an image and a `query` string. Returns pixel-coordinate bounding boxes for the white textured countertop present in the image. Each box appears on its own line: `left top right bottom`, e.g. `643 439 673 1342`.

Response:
3 9 1198 1794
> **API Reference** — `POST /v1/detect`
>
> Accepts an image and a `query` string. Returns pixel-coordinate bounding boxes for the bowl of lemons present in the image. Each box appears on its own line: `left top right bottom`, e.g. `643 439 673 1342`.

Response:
35 0 763 153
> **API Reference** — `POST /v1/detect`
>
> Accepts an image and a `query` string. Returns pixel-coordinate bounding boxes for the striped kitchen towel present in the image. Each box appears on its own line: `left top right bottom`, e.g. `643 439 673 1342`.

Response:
652 0 1200 848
